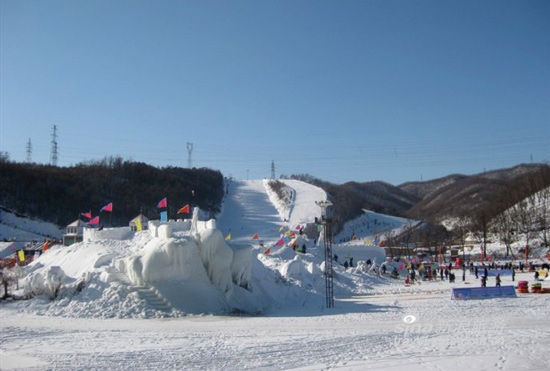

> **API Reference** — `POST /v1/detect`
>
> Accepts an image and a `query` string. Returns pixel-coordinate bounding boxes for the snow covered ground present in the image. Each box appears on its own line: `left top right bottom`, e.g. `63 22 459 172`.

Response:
2 271 549 370
1 178 549 370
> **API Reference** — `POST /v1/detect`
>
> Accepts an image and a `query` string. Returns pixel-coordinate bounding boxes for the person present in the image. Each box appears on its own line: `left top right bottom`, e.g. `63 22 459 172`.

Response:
405 274 410 285
475 266 478 279
301 244 307 254
512 268 515 282
410 269 416 283
391 267 399 279
343 260 349 270
382 264 387 274
496 274 501 287
444 268 449 279
349 257 354 267
334 254 338 262
366 259 372 266
440 268 444 281
483 267 488 278
449 272 455 283
534 271 539 281
481 275 487 287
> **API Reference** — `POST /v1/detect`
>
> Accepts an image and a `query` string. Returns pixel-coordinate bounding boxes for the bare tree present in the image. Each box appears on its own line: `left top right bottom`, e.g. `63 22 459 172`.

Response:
493 209 517 257
471 210 490 261
453 216 470 258
535 186 550 247
512 196 536 261
0 269 18 299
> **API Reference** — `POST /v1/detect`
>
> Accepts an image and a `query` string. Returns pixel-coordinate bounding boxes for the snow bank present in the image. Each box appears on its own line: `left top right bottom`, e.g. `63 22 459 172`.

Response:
14 217 272 317
84 227 133 241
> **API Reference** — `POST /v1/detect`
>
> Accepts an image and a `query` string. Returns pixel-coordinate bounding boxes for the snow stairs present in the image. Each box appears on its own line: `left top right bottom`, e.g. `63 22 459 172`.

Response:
110 271 175 314
132 286 174 314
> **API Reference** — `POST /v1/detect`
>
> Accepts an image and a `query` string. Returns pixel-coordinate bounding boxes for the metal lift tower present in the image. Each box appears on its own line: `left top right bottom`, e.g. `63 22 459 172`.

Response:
316 200 334 308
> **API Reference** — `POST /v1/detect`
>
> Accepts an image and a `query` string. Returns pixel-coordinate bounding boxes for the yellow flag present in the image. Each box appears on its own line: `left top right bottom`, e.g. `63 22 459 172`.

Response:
225 233 231 241
18 249 25 262
279 226 285 232
135 218 142 232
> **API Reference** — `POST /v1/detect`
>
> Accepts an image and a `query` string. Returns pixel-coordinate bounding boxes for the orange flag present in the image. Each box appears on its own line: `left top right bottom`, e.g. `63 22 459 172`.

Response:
251 233 259 241
177 204 190 214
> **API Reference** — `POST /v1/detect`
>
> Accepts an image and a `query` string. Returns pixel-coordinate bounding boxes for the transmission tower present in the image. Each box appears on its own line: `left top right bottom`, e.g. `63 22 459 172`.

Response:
316 200 334 308
26 138 32 163
186 142 194 168
50 125 58 166
271 160 275 179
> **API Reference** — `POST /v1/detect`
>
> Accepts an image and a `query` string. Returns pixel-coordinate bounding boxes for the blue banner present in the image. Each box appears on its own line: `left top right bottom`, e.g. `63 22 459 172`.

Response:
160 210 167 222
452 285 517 300
486 269 513 276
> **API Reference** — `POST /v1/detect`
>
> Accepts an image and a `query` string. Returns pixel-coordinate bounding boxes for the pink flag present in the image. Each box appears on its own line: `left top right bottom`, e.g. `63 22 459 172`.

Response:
100 202 113 212
157 197 167 208
81 211 92 219
88 216 100 225
275 238 285 247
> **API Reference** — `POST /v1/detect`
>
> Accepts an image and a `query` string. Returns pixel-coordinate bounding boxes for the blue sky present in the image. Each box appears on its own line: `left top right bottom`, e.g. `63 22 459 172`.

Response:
1 0 549 185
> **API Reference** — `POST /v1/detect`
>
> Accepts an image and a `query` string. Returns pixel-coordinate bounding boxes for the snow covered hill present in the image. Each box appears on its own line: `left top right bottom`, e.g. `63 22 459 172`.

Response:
216 179 326 244
0 208 63 241
334 209 418 244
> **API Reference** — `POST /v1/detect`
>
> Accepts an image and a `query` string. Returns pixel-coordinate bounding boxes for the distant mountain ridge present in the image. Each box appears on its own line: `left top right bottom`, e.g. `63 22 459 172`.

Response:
293 163 550 231
401 164 550 223
290 174 419 232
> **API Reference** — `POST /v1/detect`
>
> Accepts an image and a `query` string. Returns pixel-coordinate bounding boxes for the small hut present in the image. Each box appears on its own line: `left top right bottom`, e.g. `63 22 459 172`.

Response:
130 214 149 232
63 219 84 246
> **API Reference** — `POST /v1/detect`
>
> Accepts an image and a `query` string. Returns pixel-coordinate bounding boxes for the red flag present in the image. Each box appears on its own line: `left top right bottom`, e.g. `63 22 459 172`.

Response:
100 202 113 212
81 211 92 219
157 197 167 208
251 233 259 241
88 216 100 225
177 204 190 214
263 248 271 255
275 238 285 247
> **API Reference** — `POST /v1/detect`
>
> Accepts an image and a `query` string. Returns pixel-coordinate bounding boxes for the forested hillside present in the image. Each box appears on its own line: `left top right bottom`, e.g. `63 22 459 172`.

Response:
292 164 550 233
403 164 550 223
0 158 224 227
290 174 418 233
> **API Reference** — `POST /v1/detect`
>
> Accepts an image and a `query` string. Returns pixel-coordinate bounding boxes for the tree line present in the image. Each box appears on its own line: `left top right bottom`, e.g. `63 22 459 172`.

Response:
0 157 224 227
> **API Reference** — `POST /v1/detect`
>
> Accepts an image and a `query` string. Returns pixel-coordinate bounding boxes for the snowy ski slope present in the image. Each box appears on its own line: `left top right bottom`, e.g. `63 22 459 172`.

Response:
216 179 326 244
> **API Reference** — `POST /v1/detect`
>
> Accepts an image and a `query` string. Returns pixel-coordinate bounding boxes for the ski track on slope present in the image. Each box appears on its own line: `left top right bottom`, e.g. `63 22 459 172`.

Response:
216 179 325 244
216 180 283 243
281 179 325 228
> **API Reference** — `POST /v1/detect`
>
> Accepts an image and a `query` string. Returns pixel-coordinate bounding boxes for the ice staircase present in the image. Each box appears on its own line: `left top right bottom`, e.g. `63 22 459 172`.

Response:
109 271 175 314
132 285 174 313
